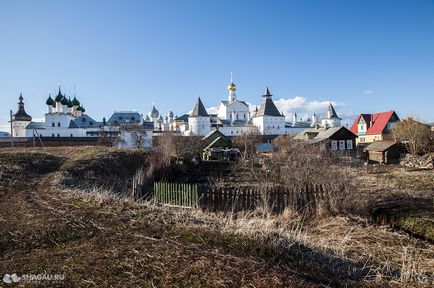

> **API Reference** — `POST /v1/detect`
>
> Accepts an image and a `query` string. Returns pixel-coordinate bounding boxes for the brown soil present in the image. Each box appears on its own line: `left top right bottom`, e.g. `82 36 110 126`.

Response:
0 148 343 287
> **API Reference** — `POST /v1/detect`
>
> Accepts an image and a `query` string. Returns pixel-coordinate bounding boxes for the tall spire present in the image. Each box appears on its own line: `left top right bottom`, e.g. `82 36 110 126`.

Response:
262 86 272 98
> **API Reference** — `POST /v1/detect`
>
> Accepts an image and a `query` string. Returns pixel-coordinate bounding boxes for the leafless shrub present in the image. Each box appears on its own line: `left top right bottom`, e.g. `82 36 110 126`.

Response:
154 132 204 164
232 131 262 159
393 117 432 155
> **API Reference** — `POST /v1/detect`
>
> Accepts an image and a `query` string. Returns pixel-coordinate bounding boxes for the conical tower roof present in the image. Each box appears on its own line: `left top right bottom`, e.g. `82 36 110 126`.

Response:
325 103 341 119
190 97 209 117
255 87 282 117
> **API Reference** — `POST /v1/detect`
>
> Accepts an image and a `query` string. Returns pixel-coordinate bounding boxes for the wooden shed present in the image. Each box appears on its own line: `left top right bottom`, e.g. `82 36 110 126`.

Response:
364 141 403 164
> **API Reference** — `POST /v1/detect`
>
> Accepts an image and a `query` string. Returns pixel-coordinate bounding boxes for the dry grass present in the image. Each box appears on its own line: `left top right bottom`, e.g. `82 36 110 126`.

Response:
1 146 432 287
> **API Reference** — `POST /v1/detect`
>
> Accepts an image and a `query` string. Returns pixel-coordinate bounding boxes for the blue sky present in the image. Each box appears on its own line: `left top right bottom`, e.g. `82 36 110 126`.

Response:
1 0 434 131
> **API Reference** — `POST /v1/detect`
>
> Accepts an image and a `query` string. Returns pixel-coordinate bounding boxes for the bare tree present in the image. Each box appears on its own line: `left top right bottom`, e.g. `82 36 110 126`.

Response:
232 131 262 159
393 118 432 155
155 132 204 163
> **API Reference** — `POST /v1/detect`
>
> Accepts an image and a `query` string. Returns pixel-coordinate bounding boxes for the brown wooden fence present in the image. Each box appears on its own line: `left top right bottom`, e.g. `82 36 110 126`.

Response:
200 184 329 213
153 182 334 213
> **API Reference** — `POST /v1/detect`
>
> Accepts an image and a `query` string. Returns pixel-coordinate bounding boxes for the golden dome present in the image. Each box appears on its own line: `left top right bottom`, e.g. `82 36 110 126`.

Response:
227 81 236 91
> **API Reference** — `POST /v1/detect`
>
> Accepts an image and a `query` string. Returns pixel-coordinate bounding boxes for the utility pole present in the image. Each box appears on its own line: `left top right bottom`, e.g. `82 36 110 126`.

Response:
9 110 14 148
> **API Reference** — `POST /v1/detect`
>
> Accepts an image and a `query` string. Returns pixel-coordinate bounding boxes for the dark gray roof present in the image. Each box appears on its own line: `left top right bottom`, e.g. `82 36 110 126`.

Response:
219 119 253 127
255 97 282 117
364 141 399 152
176 114 189 122
0 132 10 137
107 112 142 125
190 97 209 117
71 114 100 128
25 122 45 130
12 94 32 121
324 103 341 119
294 126 350 142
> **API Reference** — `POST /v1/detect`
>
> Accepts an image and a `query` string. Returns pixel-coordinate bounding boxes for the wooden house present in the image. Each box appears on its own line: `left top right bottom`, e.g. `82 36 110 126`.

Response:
364 141 404 164
294 126 357 153
201 130 239 161
350 111 400 145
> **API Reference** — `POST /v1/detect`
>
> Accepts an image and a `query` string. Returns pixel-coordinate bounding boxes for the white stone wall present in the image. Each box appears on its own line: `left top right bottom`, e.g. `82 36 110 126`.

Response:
321 118 341 128
188 116 211 136
253 116 285 135
218 125 258 136
12 121 30 137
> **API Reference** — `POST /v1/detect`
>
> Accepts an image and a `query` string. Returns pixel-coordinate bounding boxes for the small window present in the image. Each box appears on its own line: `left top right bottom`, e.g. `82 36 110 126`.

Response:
57 134 60 137
331 140 338 150
89 121 93 125
347 140 353 150
52 122 55 127
131 117 135 121
52 133 55 137
339 140 345 150
70 134 73 137
57 122 61 127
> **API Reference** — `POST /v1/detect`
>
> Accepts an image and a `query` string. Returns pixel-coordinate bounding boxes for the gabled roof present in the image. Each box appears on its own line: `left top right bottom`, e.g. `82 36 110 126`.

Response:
71 114 100 128
25 122 45 130
190 97 209 117
364 141 400 152
107 112 142 125
294 126 357 142
350 111 399 135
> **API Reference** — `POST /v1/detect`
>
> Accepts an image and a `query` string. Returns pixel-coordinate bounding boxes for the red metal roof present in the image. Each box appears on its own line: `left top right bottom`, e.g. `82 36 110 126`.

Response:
350 111 398 135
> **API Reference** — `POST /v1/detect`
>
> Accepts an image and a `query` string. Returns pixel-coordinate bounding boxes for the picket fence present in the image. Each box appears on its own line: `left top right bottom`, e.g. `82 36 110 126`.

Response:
153 182 333 212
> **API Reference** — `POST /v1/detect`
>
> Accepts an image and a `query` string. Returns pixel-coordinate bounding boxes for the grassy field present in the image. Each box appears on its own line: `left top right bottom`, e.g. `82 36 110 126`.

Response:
0 147 432 287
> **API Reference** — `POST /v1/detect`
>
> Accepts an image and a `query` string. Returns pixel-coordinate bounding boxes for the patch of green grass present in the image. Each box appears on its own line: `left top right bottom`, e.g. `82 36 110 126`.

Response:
399 217 434 242
72 198 92 207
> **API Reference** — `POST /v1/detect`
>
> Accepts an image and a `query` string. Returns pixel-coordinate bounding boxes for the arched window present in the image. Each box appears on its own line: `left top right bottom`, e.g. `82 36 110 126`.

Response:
57 134 60 137
52 122 55 127
57 122 61 127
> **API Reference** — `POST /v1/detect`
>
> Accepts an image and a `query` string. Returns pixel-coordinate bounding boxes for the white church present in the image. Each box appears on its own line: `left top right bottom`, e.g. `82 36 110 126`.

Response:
10 78 343 144
151 78 342 137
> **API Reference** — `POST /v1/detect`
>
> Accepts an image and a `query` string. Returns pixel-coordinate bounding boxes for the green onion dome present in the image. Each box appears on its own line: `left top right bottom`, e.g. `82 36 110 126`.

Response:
55 87 64 102
72 96 80 106
67 97 73 108
60 96 69 105
46 94 55 106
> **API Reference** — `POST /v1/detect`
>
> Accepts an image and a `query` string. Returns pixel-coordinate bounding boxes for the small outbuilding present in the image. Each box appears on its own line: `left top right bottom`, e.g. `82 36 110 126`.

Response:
201 129 239 161
364 141 404 164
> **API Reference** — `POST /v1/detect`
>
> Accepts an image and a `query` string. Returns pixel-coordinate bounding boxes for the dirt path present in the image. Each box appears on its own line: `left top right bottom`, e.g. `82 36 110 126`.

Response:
1 170 335 287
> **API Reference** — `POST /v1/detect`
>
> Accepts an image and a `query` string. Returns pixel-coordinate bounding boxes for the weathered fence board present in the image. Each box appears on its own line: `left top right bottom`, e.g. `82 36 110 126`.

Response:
153 182 334 213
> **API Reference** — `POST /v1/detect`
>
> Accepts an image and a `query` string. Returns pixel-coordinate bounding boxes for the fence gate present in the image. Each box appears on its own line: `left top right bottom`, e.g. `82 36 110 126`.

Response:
153 182 199 208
